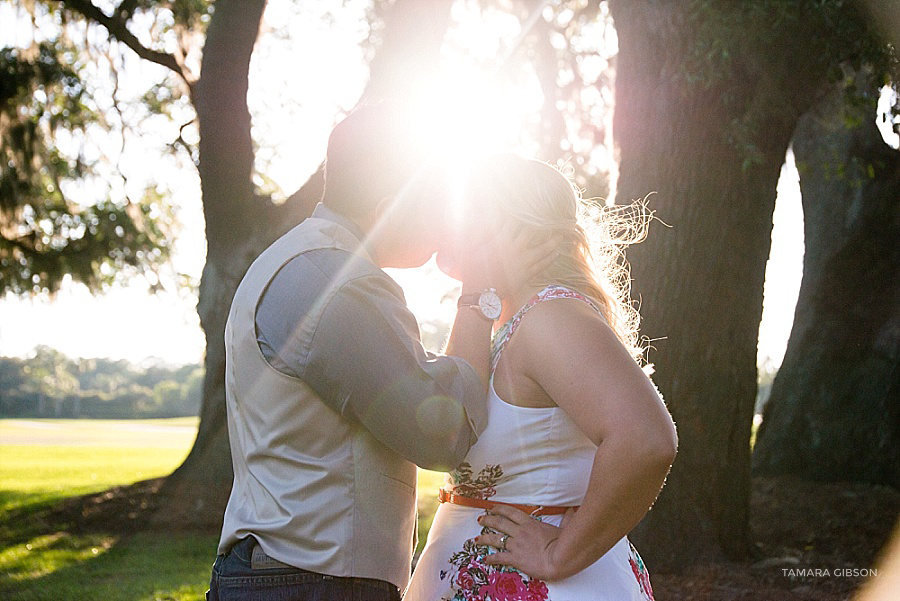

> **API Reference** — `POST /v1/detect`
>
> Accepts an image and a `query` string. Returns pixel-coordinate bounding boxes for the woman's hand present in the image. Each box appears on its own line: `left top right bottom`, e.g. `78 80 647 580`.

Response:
475 299 677 578
474 505 576 582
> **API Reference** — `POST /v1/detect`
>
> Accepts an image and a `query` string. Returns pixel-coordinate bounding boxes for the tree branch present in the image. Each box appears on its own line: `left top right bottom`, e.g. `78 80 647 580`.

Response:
56 0 193 84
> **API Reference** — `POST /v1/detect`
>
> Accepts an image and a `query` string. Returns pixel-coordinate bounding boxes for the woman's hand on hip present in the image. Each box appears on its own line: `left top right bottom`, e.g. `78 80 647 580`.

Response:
474 504 576 581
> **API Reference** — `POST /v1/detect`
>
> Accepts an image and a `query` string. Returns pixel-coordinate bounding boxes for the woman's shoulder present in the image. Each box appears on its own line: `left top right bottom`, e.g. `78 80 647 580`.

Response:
530 285 606 319
513 287 612 348
535 284 590 302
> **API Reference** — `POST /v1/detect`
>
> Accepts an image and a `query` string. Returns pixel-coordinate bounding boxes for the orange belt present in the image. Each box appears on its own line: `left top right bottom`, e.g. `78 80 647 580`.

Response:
437 488 578 517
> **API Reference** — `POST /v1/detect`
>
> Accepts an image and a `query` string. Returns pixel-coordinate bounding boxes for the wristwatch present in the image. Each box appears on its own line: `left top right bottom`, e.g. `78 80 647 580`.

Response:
458 288 502 321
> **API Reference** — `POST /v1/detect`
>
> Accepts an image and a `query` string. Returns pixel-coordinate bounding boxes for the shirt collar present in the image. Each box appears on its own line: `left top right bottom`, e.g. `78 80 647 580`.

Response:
311 203 377 260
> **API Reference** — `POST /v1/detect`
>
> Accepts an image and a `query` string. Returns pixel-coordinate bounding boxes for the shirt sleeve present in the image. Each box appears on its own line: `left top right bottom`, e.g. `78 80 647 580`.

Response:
299 273 488 471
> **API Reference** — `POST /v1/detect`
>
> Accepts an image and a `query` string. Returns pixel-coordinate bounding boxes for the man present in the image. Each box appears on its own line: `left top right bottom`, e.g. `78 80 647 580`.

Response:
207 105 510 600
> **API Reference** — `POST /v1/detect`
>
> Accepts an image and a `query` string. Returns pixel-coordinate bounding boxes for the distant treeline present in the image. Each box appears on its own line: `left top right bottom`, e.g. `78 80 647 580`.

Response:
0 345 778 420
0 346 202 419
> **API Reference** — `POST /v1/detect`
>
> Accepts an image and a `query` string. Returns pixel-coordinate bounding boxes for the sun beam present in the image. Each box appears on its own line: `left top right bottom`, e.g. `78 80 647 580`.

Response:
402 62 543 228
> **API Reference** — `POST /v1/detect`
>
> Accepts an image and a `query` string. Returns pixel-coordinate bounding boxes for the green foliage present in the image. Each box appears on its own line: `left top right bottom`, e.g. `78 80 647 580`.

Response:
168 0 214 30
0 0 214 295
416 469 445 554
112 0 214 31
0 347 203 418
680 0 898 169
684 0 897 89
0 37 173 294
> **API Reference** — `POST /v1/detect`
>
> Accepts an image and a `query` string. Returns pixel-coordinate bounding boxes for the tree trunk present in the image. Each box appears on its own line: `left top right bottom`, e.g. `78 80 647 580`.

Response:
608 1 826 570
154 0 454 529
752 79 900 488
152 0 269 528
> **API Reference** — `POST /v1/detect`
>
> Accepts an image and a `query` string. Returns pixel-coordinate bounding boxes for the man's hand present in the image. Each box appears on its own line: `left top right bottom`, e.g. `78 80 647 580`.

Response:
474 505 576 582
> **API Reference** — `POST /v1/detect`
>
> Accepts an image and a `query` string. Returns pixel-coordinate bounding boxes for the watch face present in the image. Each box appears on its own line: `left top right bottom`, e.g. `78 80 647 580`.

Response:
479 290 503 320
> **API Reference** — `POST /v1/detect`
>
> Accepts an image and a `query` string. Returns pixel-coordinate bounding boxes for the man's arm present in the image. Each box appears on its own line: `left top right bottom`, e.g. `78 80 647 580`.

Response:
300 273 489 471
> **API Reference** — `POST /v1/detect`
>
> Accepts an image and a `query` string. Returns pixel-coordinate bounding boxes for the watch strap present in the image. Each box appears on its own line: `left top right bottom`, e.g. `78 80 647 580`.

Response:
461 304 496 321
457 293 481 308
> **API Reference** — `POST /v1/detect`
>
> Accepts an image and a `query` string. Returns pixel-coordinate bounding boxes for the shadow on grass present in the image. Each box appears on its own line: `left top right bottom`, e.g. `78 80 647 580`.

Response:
0 490 63 514
0 477 221 601
0 491 77 549
0 530 218 601
0 471 449 600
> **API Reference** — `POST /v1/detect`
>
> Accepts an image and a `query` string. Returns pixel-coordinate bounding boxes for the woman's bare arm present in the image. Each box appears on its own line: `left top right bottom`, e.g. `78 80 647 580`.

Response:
477 298 678 581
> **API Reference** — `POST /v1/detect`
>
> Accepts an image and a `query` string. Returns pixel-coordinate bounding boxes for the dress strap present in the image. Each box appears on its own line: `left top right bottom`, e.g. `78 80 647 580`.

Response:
490 285 604 372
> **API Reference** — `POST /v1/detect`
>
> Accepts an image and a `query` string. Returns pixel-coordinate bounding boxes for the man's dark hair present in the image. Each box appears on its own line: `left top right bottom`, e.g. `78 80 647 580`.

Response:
321 103 426 220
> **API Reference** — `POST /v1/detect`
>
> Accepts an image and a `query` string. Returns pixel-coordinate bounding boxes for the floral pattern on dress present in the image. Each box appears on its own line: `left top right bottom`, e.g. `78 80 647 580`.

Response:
440 538 550 601
627 541 655 600
440 463 551 601
431 284 654 601
448 462 504 500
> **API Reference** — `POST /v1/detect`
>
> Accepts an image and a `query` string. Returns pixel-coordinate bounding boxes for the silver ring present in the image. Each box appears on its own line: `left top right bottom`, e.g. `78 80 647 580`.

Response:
499 533 510 551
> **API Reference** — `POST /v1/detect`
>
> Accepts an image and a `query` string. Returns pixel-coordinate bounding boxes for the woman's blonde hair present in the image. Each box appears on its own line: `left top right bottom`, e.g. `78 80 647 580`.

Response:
466 154 649 363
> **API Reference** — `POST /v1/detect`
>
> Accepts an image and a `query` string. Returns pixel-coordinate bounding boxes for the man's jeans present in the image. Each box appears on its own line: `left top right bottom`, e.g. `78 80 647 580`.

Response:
207 537 402 601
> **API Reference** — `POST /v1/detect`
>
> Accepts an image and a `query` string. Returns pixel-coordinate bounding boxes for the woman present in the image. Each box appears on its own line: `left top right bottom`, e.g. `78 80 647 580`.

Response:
404 154 678 601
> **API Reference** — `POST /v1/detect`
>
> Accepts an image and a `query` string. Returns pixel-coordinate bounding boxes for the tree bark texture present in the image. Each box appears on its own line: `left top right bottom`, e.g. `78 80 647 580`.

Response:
608 1 828 569
153 0 268 528
154 0 453 528
752 81 900 488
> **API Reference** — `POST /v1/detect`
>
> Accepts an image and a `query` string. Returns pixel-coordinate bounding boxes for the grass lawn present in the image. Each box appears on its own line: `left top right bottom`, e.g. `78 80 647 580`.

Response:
0 418 198 516
0 418 447 601
0 531 216 601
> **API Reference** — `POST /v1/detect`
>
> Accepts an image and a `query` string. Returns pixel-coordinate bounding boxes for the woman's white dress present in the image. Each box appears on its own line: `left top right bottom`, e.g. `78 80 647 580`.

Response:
404 285 656 601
